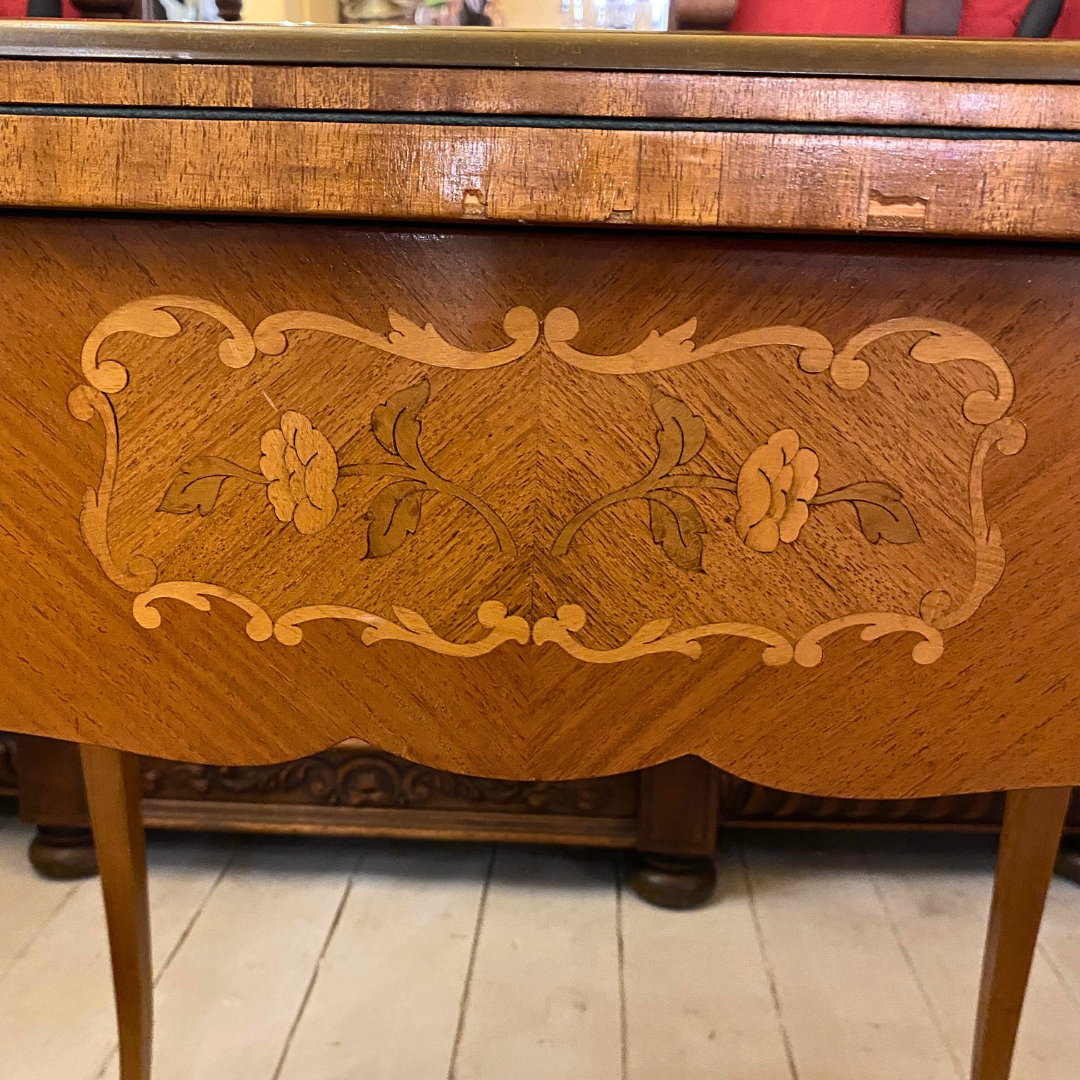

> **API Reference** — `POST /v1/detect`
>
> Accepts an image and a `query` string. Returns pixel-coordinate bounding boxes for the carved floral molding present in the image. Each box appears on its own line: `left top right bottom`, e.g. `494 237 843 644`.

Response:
69 296 1025 669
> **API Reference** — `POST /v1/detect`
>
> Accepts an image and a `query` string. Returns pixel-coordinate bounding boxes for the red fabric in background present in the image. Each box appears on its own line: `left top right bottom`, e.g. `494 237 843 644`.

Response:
959 0 1030 33
730 0 903 34
0 2 81 14
1051 0 1080 34
959 0 1080 35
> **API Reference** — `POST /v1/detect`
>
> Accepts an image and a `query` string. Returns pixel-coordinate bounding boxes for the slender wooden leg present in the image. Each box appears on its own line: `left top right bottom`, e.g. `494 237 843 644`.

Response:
80 744 153 1080
971 786 1071 1080
629 755 720 909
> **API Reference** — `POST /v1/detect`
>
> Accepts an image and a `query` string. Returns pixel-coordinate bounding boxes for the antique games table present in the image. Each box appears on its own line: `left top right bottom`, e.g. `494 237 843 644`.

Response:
0 21 1077 1080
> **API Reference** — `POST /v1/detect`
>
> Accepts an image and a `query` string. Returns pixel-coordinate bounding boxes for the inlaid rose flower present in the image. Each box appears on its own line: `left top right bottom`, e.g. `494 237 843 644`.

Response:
260 411 339 535
553 396 919 573
157 381 514 558
735 429 820 553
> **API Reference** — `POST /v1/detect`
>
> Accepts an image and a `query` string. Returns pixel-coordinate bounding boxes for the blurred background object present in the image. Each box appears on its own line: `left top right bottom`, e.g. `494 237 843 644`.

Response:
668 0 1076 33
671 0 734 27
341 0 413 21
558 0 670 29
905 0 963 32
414 0 503 25
728 0 902 33
3 0 1072 31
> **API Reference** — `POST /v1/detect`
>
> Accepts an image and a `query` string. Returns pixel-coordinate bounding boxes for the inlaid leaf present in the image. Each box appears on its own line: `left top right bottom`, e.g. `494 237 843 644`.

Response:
392 606 435 635
647 489 707 572
365 479 428 558
157 456 246 516
651 391 707 475
835 482 921 545
628 617 675 646
371 380 430 467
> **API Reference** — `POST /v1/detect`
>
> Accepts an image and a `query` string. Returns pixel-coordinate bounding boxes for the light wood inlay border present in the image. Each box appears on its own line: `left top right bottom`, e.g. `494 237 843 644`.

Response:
68 296 1024 669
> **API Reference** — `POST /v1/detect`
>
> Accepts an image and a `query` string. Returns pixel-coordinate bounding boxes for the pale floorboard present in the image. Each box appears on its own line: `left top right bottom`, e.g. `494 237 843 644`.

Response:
113 836 358 1080
0 830 233 1080
620 852 795 1080
450 845 623 1080
0 820 1076 1080
864 832 1080 1080
1039 875 1080 1007
0 816 80 982
275 840 491 1080
740 832 961 1080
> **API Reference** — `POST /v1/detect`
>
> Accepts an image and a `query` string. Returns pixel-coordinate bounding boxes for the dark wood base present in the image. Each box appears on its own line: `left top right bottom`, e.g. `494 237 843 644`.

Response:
29 825 98 880
627 852 718 909
4 733 1077 906
1055 840 1080 885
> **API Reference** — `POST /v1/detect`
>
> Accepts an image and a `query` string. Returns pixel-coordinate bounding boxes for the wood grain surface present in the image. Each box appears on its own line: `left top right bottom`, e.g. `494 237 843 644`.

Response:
3 61 1080 130
3 114 1080 238
1 216 1076 796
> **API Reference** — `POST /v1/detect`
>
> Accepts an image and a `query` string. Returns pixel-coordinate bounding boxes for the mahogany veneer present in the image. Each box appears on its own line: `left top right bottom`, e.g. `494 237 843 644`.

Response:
0 23 1077 1080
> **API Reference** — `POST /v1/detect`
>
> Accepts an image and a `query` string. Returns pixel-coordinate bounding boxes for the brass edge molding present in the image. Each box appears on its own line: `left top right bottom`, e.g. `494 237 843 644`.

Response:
4 23 1080 84
69 296 1023 669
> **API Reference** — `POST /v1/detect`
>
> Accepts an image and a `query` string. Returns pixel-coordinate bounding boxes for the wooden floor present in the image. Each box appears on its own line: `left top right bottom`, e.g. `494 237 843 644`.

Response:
0 817 1076 1080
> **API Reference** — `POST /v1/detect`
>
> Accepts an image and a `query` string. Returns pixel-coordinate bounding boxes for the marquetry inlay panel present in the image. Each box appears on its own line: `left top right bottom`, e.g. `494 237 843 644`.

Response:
69 294 1021 671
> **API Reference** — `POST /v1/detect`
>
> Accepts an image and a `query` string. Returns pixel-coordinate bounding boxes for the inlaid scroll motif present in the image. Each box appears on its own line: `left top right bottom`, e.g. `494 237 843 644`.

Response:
68 296 1024 670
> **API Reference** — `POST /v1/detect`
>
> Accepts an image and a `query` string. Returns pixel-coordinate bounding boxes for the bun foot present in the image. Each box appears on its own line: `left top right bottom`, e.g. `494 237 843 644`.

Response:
1056 842 1080 885
627 851 717 909
29 825 98 880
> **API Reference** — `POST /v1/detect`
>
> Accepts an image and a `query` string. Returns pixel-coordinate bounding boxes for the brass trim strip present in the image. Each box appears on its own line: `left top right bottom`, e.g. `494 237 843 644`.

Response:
1 22 1079 83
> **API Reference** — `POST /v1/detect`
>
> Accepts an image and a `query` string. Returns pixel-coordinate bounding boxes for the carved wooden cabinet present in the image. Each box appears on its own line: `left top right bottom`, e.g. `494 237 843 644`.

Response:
6 733 724 907
1 22 1079 1080
4 732 1076 892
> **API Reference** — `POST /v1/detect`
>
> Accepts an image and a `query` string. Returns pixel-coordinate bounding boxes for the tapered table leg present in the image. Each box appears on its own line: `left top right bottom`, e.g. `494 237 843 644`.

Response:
971 786 1071 1080
80 744 153 1080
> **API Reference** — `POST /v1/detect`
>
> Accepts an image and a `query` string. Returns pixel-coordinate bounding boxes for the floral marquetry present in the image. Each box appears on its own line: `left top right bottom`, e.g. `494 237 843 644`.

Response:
68 294 1022 672
736 430 819 552
261 412 339 536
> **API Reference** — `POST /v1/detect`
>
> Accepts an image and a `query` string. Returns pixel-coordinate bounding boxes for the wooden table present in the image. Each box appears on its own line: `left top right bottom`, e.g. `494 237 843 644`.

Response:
0 22 1077 1080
